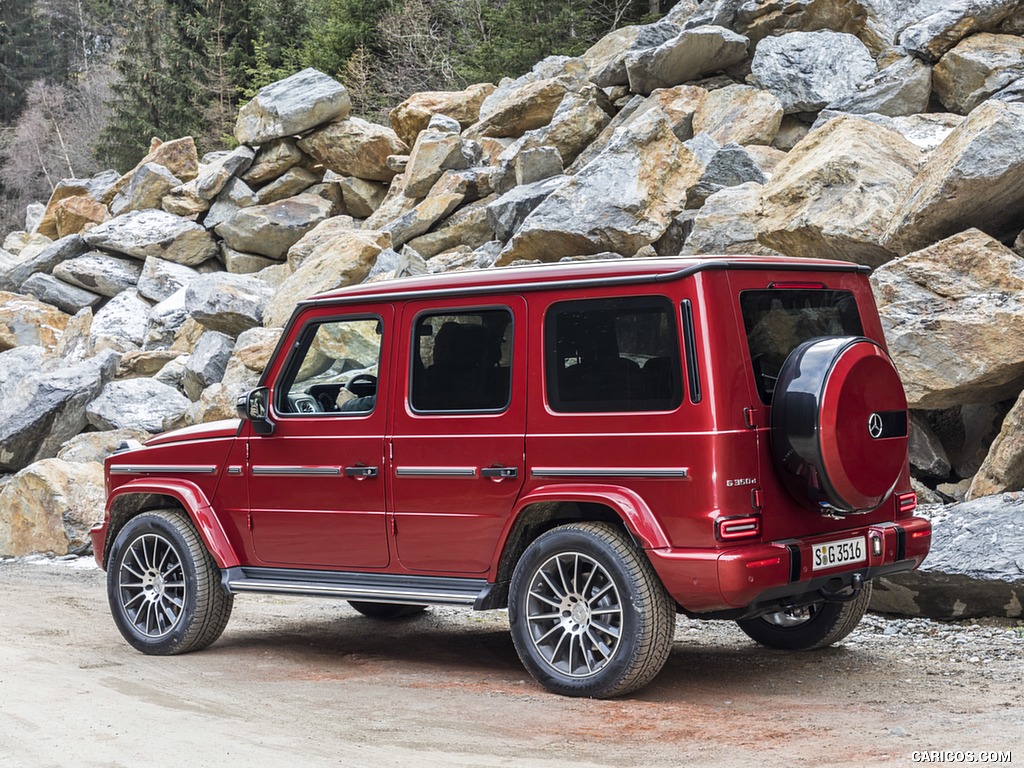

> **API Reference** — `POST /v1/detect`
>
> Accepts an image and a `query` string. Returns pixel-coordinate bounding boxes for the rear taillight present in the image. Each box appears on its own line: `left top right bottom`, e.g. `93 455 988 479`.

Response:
896 491 917 514
716 515 761 541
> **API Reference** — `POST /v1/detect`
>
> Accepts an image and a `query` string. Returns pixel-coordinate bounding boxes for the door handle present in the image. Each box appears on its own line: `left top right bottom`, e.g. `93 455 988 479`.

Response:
344 465 379 479
480 466 518 480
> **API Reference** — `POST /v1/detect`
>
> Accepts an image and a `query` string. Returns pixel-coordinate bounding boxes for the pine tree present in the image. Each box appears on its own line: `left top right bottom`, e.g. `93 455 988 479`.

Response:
0 0 61 123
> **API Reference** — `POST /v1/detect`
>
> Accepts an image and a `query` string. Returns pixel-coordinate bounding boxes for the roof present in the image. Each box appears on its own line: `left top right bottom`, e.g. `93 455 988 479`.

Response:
302 255 871 308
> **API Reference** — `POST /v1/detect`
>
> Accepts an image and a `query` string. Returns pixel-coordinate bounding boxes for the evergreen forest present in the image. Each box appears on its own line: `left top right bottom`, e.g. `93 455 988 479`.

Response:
0 0 675 233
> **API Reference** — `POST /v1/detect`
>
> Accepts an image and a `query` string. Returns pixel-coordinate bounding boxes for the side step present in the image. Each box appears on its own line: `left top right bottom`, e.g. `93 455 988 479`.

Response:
223 566 489 607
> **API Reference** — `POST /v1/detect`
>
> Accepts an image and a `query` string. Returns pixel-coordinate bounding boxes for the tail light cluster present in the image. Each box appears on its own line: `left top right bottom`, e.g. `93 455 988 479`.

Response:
715 515 761 542
896 491 917 514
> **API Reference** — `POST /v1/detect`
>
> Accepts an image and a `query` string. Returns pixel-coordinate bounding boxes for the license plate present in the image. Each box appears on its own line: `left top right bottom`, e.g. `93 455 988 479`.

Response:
811 536 866 571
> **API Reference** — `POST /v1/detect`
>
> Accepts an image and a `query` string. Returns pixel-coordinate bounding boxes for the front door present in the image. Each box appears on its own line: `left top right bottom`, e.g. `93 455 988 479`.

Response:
247 306 392 569
389 297 527 574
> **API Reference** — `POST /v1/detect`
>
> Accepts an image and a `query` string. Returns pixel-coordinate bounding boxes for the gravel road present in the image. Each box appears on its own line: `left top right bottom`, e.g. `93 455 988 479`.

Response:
0 556 1020 768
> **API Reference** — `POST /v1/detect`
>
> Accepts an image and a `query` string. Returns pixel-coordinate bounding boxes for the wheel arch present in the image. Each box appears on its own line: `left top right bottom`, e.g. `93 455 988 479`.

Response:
102 480 239 570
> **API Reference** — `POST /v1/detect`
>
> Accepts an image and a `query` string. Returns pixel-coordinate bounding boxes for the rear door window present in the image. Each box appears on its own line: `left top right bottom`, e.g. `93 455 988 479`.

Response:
740 289 863 404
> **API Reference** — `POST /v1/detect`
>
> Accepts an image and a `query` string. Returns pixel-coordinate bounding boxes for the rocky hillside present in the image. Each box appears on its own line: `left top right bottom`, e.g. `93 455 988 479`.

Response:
3 0 1024 564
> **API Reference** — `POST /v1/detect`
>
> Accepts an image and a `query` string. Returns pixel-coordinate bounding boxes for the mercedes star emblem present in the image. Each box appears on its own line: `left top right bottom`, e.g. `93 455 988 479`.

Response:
867 412 884 439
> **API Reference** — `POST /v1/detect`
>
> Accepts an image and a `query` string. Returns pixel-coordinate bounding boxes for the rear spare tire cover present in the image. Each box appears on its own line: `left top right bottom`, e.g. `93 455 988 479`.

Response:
770 336 908 513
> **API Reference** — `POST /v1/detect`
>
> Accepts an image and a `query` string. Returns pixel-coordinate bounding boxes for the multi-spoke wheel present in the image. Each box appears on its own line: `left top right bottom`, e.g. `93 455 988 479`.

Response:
736 581 872 651
106 509 233 655
509 522 675 698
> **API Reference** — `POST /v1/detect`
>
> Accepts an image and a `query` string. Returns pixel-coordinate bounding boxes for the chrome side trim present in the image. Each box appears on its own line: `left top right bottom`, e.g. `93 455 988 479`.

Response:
226 581 479 605
109 465 218 475
395 466 477 478
531 467 690 479
227 466 243 475
251 466 342 476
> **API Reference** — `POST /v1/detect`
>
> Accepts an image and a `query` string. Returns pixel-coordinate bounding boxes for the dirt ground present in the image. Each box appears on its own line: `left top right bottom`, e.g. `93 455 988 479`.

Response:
0 557 1020 768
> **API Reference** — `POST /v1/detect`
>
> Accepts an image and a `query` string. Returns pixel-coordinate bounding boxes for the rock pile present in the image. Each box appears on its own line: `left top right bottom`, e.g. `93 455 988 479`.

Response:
3 1 1024 608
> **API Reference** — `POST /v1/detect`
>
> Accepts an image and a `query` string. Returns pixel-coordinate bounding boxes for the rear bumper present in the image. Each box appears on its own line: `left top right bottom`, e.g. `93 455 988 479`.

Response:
648 516 931 615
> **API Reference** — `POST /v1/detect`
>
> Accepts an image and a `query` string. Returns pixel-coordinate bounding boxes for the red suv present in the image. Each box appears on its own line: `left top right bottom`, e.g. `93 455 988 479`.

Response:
92 256 931 697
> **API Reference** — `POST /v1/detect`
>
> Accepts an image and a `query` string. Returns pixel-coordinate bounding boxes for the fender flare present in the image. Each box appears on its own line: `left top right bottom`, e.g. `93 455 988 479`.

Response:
105 478 240 569
507 483 672 550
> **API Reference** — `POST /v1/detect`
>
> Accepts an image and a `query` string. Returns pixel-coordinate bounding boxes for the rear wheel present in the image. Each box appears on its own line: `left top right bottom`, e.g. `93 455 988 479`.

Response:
736 581 872 651
348 601 428 619
509 522 675 698
107 509 233 655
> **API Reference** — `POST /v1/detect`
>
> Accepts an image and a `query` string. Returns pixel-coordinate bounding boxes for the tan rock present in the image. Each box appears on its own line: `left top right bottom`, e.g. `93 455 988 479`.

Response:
0 291 70 352
968 389 1024 499
233 326 283 372
339 176 389 218
255 167 320 204
54 196 109 238
263 230 391 328
682 183 781 256
403 131 473 199
757 115 923 267
498 86 613 170
872 229 1024 409
161 180 210 217
692 85 783 146
883 101 1024 256
297 117 408 182
56 429 152 464
116 349 183 378
286 215 359 270
243 138 306 186
102 137 200 205
464 77 573 140
383 192 465 249
36 182 93 239
389 83 496 147
406 197 495 258
933 33 1024 114
0 458 104 556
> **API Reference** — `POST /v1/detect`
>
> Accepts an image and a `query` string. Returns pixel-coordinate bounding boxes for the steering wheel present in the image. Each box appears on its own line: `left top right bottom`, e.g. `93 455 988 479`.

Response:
346 373 378 396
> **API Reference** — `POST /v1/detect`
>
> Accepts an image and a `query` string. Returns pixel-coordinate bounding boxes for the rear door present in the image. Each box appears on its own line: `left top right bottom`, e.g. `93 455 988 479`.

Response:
389 296 527 573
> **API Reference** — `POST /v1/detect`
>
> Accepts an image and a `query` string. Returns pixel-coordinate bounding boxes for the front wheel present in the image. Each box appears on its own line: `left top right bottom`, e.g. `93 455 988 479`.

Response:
736 581 872 651
509 522 676 698
107 509 233 655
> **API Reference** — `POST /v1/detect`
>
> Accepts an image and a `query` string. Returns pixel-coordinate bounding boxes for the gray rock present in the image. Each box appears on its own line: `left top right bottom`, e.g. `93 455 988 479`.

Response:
514 147 564 187
215 193 337 260
90 289 152 352
625 25 748 96
0 346 47 396
487 175 568 243
234 68 351 145
195 146 255 201
86 378 191 433
898 0 1022 62
20 273 102 314
182 331 235 401
184 273 273 336
750 31 876 114
427 114 461 134
582 21 681 88
255 167 320 204
154 355 189 388
827 56 932 117
243 138 306 186
910 412 952 479
686 142 766 209
992 76 1024 103
109 162 182 216
203 177 258 230
144 287 189 350
681 182 779 255
54 307 92 363
812 110 964 153
52 252 143 297
56 428 154 464
0 350 120 472
136 256 201 303
0 234 89 292
871 495 1024 619
83 210 218 267
339 176 389 218
653 209 699 256
25 202 45 233
221 245 278 275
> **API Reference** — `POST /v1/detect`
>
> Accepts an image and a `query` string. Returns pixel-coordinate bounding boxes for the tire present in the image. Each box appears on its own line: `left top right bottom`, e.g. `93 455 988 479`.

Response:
107 509 233 655
508 522 675 698
736 581 872 651
348 601 428 619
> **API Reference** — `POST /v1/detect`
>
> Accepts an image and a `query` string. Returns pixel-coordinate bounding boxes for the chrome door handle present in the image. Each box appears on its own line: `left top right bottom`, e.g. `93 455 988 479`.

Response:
480 467 518 479
344 465 379 479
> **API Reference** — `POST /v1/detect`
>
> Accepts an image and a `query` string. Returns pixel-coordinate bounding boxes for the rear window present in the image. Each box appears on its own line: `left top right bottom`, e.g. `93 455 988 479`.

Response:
545 296 683 413
741 289 863 404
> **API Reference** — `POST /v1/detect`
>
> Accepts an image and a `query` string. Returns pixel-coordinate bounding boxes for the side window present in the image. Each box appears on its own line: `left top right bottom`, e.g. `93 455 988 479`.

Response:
276 317 382 416
545 296 683 413
410 308 512 413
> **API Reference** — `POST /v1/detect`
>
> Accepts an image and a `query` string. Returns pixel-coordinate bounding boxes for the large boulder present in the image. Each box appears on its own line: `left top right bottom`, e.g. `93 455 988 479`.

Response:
242 138 306 186
497 112 706 264
756 115 923 266
389 83 496 147
812 110 964 153
0 234 89 293
53 252 143 298
89 289 152 353
872 229 1024 409
109 162 182 216
487 176 567 243
101 137 200 206
882 101 1024 255
195 146 256 201
34 170 119 239
826 55 933 117
932 33 1024 114
691 85 783 146
402 129 478 199
182 330 235 401
465 77 576 139
686 142 766 209
750 30 876 113
184 273 273 337
19 273 101 314
83 210 218 266
581 21 681 87
56 428 153 464
969 389 1024 499
624 25 749 96
234 68 351 145
215 193 337 260
53 195 109 238
871 495 1024 619
898 0 1022 62
0 291 70 352
86 378 191 432
681 182 779 256
297 117 408 182
0 350 119 472
0 458 105 557
382 192 465 250
136 256 200 302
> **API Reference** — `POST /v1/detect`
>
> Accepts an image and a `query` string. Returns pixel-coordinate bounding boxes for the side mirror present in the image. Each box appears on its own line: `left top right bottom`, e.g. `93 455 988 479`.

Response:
236 387 275 435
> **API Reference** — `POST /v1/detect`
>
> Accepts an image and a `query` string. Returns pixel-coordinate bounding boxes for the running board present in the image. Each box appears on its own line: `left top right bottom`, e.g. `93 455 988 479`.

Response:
223 566 489 607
